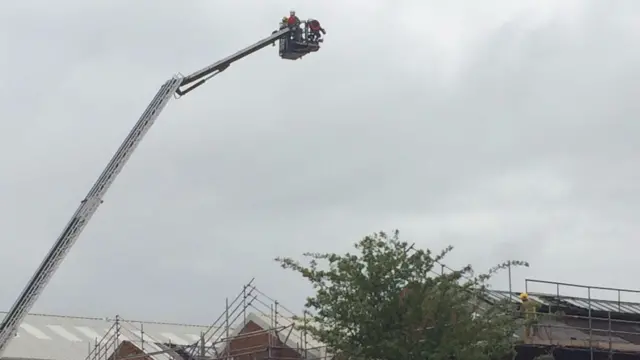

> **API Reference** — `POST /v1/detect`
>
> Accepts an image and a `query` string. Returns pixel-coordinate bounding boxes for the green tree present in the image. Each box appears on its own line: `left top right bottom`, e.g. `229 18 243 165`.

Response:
276 230 528 360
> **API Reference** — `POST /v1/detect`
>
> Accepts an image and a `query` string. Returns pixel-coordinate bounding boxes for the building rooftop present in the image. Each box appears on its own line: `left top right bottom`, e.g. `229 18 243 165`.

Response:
482 282 640 354
0 312 208 360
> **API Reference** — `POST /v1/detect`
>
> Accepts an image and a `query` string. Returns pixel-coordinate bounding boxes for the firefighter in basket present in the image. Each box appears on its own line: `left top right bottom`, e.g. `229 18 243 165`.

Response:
307 19 326 43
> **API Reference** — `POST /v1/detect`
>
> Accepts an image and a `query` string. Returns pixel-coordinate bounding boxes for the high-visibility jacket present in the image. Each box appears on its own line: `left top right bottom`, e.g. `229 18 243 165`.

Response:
521 300 538 320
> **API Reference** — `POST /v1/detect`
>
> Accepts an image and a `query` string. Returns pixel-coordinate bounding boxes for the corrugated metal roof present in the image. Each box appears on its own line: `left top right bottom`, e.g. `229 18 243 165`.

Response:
557 297 640 315
0 312 208 360
483 290 640 316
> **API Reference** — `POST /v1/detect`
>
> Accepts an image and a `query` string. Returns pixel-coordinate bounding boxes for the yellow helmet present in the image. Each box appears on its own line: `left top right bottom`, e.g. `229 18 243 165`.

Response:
282 16 288 22
519 292 529 300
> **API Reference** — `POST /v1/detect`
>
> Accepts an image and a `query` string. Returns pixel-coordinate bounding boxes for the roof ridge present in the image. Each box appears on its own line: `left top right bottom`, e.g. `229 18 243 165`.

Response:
0 311 209 327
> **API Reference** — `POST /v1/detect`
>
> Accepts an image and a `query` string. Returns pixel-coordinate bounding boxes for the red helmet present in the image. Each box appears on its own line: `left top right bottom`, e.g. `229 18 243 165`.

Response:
309 20 321 31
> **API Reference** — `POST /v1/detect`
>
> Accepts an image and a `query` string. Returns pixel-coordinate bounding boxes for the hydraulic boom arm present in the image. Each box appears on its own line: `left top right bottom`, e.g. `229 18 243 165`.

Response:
0 25 297 357
177 27 291 95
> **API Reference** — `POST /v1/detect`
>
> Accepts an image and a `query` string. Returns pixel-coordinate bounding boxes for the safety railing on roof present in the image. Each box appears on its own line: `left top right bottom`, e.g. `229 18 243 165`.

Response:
521 309 640 355
525 279 640 315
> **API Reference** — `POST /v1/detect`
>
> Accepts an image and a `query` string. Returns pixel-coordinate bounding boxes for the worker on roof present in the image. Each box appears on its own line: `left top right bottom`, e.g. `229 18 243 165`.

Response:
520 292 539 339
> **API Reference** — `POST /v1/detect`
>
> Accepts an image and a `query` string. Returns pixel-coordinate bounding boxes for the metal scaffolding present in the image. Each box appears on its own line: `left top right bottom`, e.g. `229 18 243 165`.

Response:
522 279 640 358
85 280 328 360
183 279 328 360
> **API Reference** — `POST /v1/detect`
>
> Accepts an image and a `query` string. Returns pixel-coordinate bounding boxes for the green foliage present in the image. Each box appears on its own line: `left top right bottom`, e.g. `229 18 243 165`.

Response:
276 230 528 360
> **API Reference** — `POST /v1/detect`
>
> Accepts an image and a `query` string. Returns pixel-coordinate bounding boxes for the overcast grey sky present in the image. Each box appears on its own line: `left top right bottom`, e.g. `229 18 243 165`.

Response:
0 0 639 324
